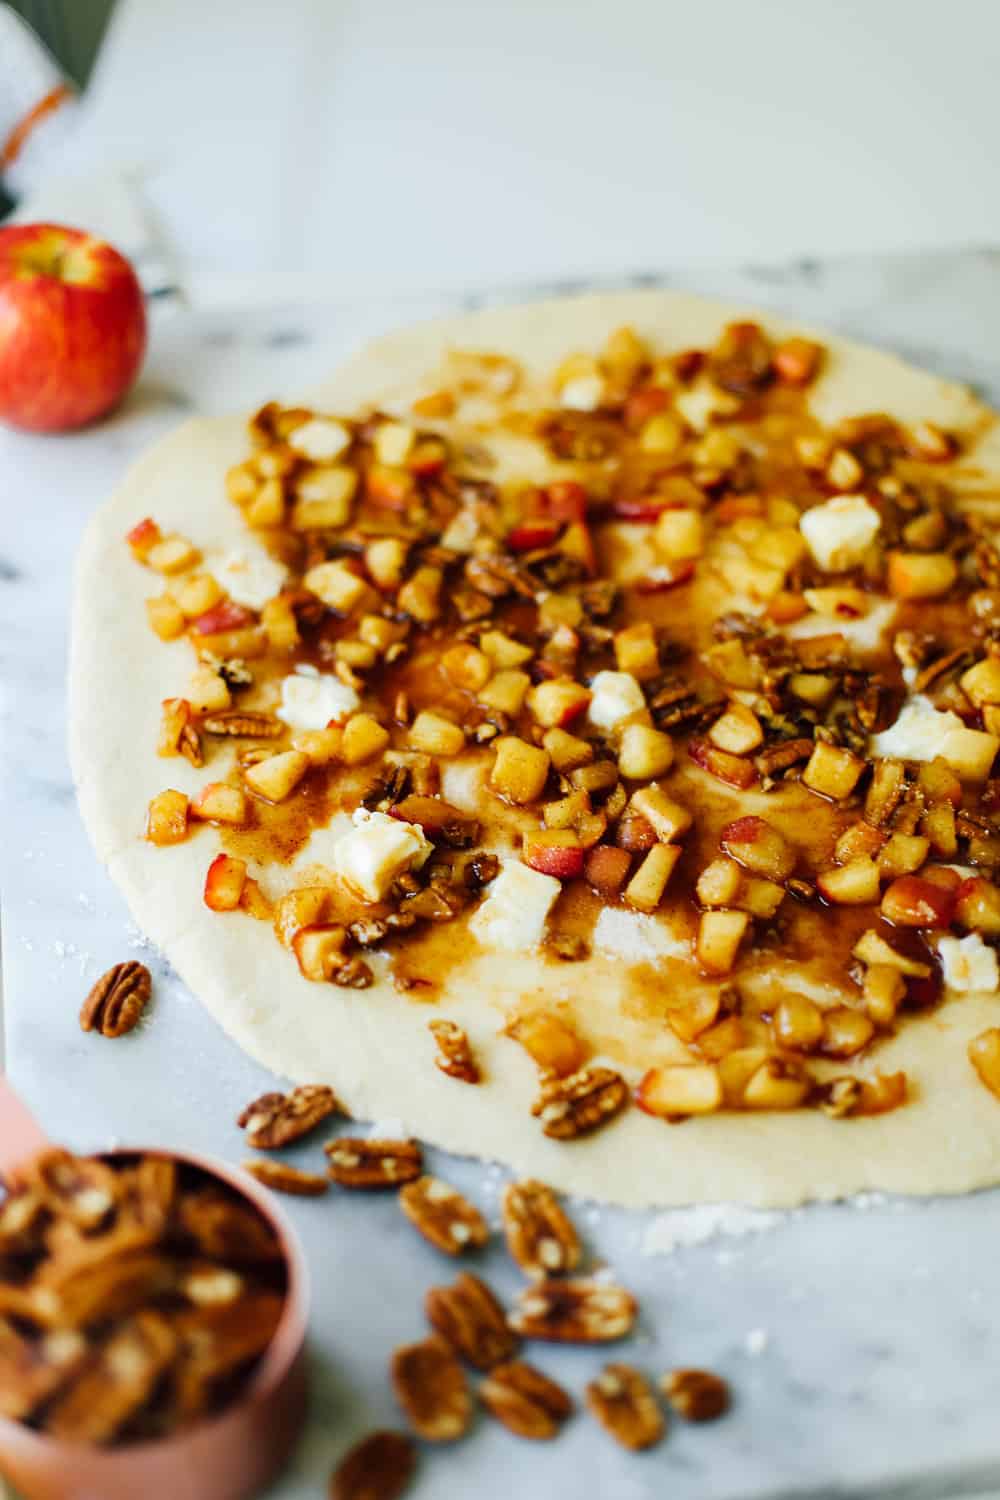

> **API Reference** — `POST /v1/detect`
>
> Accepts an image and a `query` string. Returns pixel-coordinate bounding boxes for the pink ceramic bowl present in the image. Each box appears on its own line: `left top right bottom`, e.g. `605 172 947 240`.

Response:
0 1082 310 1500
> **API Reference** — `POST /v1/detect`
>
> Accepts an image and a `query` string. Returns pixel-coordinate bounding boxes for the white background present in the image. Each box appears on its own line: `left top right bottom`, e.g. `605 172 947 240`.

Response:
75 0 1000 298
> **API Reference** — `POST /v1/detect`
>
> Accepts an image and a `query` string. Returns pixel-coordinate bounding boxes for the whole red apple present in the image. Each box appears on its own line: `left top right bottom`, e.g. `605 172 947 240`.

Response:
0 223 146 432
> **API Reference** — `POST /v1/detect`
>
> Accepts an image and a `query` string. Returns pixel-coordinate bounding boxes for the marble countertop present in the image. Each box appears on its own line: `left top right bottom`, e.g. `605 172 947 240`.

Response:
4 251 1000 1499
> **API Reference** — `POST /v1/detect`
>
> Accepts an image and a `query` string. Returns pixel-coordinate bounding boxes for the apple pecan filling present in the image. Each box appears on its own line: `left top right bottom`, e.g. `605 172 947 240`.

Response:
127 316 1000 1130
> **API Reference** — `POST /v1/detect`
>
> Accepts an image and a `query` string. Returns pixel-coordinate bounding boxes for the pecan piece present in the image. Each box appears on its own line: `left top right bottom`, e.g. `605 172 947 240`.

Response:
178 1188 284 1264
47 1309 177 1444
479 1360 572 1440
243 1160 329 1196
425 1272 517 1370
531 1066 629 1140
501 1180 581 1279
331 1430 417 1500
661 1367 730 1421
428 1019 480 1083
508 1280 637 1343
586 1363 665 1450
79 960 152 1038
0 1189 46 1256
21 1150 118 1230
325 1138 423 1188
0 1322 89 1422
391 1337 471 1442
237 1084 343 1149
399 1177 488 1255
201 710 283 737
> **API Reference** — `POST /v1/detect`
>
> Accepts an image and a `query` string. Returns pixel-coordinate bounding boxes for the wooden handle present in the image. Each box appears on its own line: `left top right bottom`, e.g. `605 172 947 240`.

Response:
0 1077 49 1179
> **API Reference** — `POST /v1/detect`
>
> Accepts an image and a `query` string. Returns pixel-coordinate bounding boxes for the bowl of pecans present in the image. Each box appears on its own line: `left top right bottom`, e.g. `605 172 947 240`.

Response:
0 1082 309 1500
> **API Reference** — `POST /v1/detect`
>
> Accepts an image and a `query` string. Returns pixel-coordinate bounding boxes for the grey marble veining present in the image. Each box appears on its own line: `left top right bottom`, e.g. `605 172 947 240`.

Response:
4 252 1000 1500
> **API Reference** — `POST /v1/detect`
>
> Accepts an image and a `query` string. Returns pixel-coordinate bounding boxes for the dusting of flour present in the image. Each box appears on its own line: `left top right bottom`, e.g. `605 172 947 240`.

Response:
641 1203 784 1257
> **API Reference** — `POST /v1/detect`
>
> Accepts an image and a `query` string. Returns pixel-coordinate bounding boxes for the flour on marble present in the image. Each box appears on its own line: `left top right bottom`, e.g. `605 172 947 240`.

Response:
640 1202 786 1256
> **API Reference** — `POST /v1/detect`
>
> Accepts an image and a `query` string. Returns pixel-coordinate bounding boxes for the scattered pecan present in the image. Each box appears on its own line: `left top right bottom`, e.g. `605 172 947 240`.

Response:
465 852 501 889
501 1180 581 1279
179 723 203 766
531 1066 629 1140
332 955 375 988
755 738 813 779
201 710 283 737
586 1363 665 1450
399 1177 488 1256
79 961 152 1039
237 1084 342 1149
817 1077 863 1119
391 1337 471 1442
425 1272 517 1370
325 1138 423 1188
479 1360 573 1440
661 1367 730 1421
429 1019 480 1083
508 1280 637 1343
330 1430 417 1500
243 1160 329 1197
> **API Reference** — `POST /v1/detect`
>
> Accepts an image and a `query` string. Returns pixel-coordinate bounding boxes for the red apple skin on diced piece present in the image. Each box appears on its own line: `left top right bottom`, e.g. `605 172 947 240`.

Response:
523 832 584 880
720 816 796 881
559 520 597 576
612 496 673 523
544 480 588 522
634 561 696 593
880 875 957 929
623 386 669 431
508 520 562 551
689 738 758 790
203 853 247 911
192 599 255 635
126 516 161 558
585 844 632 896
955 877 1000 935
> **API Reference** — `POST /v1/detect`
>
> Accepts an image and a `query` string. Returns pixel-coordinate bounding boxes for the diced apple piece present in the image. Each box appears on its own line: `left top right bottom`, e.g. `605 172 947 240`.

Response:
240 878 273 921
654 508 704 561
696 857 743 908
491 737 551 804
880 874 957 928
408 711 466 757
292 924 347 982
636 1064 722 1118
260 595 300 651
665 990 722 1043
688 737 758 789
191 599 255 635
834 822 885 864
817 858 881 905
938 724 999 783
584 844 632 896
613 623 660 681
244 750 311 803
245 477 285 527
186 665 231 714
852 929 931 976
304 559 372 614
960 657 1000 708
696 909 750 975
624 843 681 911
358 615 406 654
479 670 531 716
774 337 822 385
629 785 692 842
702 639 760 690
617 723 674 780
921 802 957 856
772 995 824 1050
543 727 594 771
717 1046 770 1105
569 760 619 796
863 965 906 1027
802 586 869 619
366 463 415 509
172 572 223 620
191 782 248 826
274 888 329 947
506 1012 584 1076
698 1015 746 1060
720 816 795 881
340 714 391 765
707 702 763 756
543 790 590 829
146 789 189 846
853 1072 908 1115
527 678 591 728
886 550 958 600
917 757 963 807
638 411 685 455
372 420 416 467
126 516 162 560
480 630 534 669
146 593 186 641
365 536 408 590
203 853 247 912
737 877 786 919
743 1059 810 1110
441 643 493 692
146 534 199 575
968 1028 1000 1099
788 672 835 707
398 565 443 623
523 828 584 880
292 728 342 765
954 877 1000 935
821 1006 875 1058
157 697 193 758
877 832 929 878
292 465 357 529
802 741 864 801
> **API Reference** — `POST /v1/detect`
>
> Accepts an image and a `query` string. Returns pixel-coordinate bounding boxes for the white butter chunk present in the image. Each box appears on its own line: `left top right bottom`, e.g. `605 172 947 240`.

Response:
276 666 360 730
938 933 999 993
799 494 881 572
588 670 646 732
216 548 288 611
469 860 561 951
287 417 352 462
331 809 432 904
559 374 605 412
871 694 999 780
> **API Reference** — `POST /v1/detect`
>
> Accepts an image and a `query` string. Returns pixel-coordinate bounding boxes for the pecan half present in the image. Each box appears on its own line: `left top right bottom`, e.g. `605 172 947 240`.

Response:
661 1367 730 1422
178 1189 284 1264
325 1138 423 1188
531 1067 629 1140
202 710 283 737
425 1272 517 1370
47 1309 177 1444
391 1337 471 1442
331 1430 417 1500
237 1084 343 1149
243 1160 329 1196
0 1190 47 1256
79 961 152 1039
501 1180 581 1279
508 1280 637 1343
586 1363 665 1450
21 1150 118 1231
479 1360 573 1440
0 1322 89 1422
399 1177 488 1255
428 1019 480 1083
